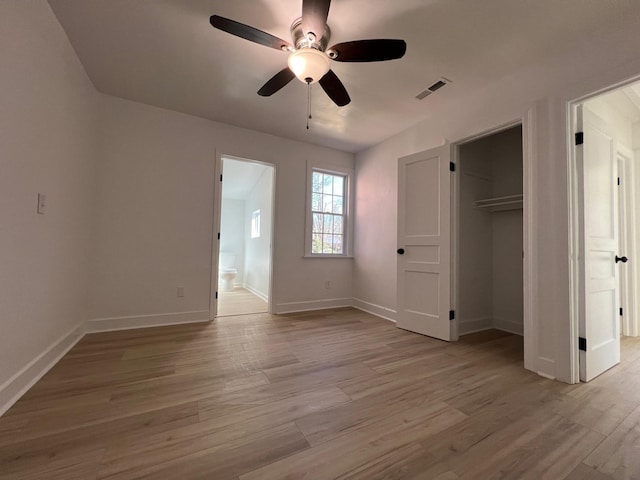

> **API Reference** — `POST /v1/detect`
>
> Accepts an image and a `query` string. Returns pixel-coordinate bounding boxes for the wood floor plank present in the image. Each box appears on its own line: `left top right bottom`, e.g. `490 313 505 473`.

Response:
584 404 640 479
2 311 640 479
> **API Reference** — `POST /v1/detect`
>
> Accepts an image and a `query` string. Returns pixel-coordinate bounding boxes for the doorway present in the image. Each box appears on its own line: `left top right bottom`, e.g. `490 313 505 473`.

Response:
454 125 524 348
569 80 640 381
213 156 275 317
395 120 533 367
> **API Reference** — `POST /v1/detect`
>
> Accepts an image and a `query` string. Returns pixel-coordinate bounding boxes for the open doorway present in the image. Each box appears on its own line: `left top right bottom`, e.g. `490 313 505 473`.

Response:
214 156 275 317
569 79 640 381
453 125 525 359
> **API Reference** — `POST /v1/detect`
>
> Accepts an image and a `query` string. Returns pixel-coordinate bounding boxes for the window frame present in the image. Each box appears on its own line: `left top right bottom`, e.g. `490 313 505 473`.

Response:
304 160 354 258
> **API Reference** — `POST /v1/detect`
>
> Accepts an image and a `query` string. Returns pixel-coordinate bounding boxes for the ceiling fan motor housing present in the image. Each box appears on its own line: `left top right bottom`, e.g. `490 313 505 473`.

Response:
291 17 331 51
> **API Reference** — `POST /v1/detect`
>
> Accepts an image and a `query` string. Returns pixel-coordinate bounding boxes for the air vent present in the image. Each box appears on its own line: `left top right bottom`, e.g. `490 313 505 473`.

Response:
415 77 452 100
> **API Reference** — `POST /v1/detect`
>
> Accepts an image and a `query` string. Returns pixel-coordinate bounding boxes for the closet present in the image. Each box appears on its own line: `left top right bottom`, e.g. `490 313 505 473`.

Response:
457 125 524 337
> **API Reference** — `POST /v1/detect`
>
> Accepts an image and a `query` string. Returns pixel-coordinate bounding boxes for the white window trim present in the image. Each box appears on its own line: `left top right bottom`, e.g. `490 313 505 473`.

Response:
304 159 354 258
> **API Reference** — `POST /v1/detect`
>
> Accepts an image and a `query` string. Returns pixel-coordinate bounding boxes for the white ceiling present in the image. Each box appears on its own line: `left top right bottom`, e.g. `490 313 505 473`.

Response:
48 0 640 153
222 158 270 200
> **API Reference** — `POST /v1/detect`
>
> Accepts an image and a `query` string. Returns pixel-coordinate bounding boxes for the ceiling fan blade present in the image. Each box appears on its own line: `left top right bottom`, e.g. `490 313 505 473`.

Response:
258 68 296 96
210 15 292 52
302 0 331 39
329 39 407 62
319 70 350 107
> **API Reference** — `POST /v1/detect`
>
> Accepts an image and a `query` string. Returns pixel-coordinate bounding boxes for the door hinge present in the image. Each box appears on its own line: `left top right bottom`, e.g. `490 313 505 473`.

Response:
617 177 621 186
449 162 456 172
620 307 623 316
217 232 220 240
220 174 223 182
215 291 218 299
578 337 587 351
575 132 584 145
449 310 455 321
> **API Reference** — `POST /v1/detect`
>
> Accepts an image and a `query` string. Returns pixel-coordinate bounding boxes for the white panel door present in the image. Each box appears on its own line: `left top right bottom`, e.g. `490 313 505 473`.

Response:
579 106 621 382
397 144 452 340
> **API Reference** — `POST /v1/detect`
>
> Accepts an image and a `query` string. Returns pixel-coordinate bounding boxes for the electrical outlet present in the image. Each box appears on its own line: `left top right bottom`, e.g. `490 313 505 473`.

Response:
324 280 331 290
177 286 185 298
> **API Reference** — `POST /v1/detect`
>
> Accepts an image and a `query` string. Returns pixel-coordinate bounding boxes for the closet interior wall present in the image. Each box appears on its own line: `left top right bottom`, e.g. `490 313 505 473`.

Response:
458 126 524 336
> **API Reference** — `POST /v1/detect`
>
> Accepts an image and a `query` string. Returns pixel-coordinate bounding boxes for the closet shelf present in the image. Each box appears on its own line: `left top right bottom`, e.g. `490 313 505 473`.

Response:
475 194 523 212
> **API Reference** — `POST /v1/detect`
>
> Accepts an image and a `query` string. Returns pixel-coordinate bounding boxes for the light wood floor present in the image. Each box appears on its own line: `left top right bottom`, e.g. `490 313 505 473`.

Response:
1 309 639 479
217 287 268 317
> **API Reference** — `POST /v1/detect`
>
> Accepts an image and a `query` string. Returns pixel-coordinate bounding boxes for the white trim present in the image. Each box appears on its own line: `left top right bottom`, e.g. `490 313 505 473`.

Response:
305 159 355 257
351 298 397 323
86 310 210 333
243 283 269 302
275 298 352 314
0 321 85 417
536 357 557 380
450 116 536 370
210 153 277 320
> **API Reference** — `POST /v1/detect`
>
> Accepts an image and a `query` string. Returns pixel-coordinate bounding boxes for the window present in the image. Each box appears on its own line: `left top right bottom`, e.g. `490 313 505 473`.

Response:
306 161 353 257
250 209 261 238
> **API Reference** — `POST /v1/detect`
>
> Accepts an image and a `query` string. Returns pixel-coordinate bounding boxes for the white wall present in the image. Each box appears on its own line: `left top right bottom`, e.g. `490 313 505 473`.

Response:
0 1 97 410
457 127 523 336
354 20 640 382
490 128 524 335
88 95 354 329
458 142 493 334
220 198 245 286
244 169 273 299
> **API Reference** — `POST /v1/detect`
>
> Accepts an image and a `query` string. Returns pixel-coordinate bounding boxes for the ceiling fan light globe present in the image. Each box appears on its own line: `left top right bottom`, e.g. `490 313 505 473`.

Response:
287 48 330 84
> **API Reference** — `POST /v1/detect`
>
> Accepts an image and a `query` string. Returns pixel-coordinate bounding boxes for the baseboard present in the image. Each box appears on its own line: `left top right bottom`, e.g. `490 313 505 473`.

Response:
0 321 85 417
275 298 352 314
242 284 268 302
493 317 524 336
86 310 210 333
351 298 397 323
458 317 493 335
536 356 556 380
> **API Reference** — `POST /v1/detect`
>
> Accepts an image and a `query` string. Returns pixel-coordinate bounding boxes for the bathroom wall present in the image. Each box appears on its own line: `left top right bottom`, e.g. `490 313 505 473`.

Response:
219 198 245 286
244 168 273 300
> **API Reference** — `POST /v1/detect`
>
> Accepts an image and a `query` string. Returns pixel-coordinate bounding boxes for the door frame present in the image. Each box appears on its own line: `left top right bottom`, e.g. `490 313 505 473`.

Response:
209 153 277 319
451 113 536 372
567 76 640 382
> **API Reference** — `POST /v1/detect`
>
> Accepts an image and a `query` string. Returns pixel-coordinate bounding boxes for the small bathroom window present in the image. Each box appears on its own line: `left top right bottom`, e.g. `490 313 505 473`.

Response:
251 209 261 238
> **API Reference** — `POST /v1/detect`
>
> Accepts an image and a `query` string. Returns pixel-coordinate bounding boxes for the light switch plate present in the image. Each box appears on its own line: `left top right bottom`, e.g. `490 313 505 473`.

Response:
37 193 46 214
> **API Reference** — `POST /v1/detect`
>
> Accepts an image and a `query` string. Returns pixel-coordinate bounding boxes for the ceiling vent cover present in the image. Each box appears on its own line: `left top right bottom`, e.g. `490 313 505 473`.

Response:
415 77 451 100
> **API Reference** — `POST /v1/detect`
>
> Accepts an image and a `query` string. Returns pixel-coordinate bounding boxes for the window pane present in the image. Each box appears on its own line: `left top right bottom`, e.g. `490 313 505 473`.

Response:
322 234 333 254
333 175 344 196
312 213 323 234
324 214 333 234
312 234 322 254
312 192 321 212
332 196 343 214
312 172 322 193
322 194 333 213
333 216 344 234
333 235 344 254
323 174 334 195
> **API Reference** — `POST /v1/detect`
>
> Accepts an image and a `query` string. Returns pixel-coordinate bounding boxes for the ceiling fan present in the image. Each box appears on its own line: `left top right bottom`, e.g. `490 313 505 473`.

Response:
210 0 407 107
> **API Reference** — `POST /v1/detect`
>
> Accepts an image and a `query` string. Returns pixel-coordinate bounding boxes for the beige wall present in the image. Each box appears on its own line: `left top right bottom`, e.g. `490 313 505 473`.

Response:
88 94 355 329
0 1 97 408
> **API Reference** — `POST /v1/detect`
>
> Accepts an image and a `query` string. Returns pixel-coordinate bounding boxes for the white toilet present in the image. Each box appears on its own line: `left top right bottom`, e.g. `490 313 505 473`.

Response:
218 252 237 292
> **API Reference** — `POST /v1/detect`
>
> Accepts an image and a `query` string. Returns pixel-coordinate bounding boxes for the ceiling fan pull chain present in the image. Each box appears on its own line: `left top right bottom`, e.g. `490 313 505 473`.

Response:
307 82 312 130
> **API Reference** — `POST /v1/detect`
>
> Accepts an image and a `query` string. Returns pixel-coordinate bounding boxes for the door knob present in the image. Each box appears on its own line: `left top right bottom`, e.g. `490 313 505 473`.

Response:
397 248 405 255
615 255 628 263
